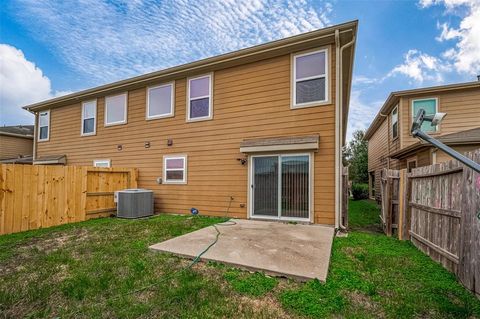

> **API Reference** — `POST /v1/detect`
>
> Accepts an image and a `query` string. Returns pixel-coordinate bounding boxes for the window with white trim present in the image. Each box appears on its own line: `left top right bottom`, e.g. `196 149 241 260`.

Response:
163 155 187 183
147 83 174 119
82 100 97 135
93 159 111 167
38 110 50 141
412 98 438 132
293 49 328 107
105 93 127 126
391 105 398 139
187 74 212 121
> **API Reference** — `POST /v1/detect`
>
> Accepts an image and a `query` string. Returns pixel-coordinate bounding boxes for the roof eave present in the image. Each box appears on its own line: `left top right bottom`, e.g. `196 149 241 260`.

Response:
24 20 358 113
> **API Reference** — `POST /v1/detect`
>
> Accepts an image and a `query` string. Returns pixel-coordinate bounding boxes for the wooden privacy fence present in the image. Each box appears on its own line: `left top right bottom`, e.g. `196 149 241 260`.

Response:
0 164 138 235
380 149 480 296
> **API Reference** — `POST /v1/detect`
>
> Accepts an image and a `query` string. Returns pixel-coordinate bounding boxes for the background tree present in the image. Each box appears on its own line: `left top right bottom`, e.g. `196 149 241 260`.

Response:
343 130 368 184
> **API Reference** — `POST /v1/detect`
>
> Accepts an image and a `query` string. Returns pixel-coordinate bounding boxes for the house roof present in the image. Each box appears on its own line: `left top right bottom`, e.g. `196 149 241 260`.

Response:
389 127 480 159
364 81 480 140
22 20 357 145
0 125 34 139
0 155 33 164
33 155 67 165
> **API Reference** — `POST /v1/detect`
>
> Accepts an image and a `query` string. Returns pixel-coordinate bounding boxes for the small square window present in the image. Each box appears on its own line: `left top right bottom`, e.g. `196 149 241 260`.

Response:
38 110 50 141
147 83 174 119
105 93 127 126
293 49 328 108
187 74 212 121
412 98 438 132
163 155 187 184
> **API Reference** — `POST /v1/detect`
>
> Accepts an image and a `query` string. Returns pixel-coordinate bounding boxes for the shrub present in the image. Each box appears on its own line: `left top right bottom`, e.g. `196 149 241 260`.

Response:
351 183 369 200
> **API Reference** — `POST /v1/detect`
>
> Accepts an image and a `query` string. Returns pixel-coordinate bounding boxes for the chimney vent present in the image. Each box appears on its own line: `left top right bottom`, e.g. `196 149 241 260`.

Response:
477 75 480 81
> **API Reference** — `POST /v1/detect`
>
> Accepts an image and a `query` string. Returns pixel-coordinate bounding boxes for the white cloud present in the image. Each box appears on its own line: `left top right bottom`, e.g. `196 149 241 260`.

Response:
0 44 51 125
346 90 383 141
12 0 332 84
387 49 450 83
0 44 70 125
423 0 480 74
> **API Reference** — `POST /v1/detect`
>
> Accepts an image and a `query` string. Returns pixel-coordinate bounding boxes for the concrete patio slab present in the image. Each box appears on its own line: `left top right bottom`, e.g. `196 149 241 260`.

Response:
149 219 335 281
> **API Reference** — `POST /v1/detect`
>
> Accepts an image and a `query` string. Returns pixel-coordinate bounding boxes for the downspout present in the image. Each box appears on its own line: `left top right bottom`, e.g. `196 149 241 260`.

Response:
32 111 37 162
335 30 356 231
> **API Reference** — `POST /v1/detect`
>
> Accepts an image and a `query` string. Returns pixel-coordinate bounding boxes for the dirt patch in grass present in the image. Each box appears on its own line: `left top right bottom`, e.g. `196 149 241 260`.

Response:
234 294 294 318
19 228 90 254
347 290 385 318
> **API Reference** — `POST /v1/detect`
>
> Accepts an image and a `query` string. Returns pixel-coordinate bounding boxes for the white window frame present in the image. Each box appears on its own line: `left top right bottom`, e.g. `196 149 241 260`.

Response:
411 97 439 132
81 99 97 136
37 110 50 142
93 159 111 168
391 105 398 140
163 155 187 184
105 93 128 126
292 48 329 108
247 152 314 223
186 73 213 122
146 82 175 120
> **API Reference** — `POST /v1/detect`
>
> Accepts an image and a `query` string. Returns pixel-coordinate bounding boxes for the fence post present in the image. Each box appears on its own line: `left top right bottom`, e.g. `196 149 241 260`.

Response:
387 173 393 237
398 169 405 240
397 169 410 240
458 150 480 296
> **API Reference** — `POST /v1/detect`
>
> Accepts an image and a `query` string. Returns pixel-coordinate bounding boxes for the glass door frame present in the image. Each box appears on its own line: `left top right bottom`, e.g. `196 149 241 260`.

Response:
248 152 313 222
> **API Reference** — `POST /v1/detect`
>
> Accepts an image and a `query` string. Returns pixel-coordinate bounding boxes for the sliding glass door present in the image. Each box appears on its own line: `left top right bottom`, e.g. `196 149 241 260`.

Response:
251 154 310 220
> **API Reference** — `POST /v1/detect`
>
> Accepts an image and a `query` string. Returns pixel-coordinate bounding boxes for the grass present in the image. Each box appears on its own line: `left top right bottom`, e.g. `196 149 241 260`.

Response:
1 202 479 318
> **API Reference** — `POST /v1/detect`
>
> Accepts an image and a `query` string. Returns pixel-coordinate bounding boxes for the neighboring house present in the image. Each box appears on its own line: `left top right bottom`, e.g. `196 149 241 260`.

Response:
365 81 480 201
23 21 357 227
0 125 34 164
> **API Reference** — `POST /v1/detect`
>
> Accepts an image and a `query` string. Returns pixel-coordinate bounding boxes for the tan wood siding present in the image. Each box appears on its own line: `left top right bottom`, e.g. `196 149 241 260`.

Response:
400 88 480 148
367 117 388 201
0 135 33 160
435 144 480 164
37 50 338 225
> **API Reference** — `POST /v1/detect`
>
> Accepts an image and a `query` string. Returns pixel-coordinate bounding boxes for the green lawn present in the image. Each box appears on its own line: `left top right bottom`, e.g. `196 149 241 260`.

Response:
1 201 479 318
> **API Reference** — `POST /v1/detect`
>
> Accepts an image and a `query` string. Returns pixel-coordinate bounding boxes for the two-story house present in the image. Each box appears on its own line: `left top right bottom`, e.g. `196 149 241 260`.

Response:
365 81 480 201
23 21 357 227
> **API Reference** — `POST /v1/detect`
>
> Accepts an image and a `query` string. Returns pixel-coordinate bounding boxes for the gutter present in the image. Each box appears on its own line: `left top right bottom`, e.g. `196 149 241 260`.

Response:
0 132 34 139
335 29 356 231
24 20 358 113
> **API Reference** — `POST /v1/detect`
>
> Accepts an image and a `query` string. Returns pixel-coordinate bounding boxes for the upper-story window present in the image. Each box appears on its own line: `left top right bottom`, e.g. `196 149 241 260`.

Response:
391 105 398 139
187 74 212 121
38 110 50 141
81 100 97 136
412 98 438 132
147 83 174 119
105 93 127 126
293 48 328 108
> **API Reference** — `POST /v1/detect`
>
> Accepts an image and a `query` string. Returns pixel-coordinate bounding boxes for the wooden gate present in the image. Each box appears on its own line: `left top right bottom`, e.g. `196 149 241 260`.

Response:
380 168 399 236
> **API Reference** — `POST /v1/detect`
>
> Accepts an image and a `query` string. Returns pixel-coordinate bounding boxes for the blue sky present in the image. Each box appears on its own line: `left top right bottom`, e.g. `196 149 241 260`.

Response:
1 0 479 140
